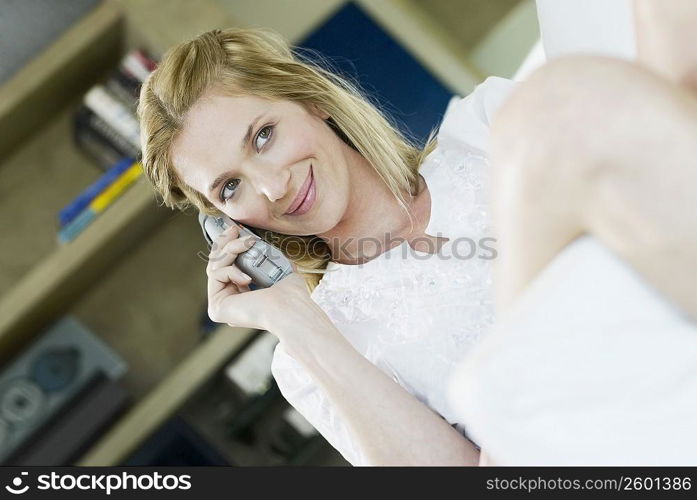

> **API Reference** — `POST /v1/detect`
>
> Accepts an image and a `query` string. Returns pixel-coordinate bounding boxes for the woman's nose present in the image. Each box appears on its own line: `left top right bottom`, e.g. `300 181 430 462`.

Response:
249 166 291 203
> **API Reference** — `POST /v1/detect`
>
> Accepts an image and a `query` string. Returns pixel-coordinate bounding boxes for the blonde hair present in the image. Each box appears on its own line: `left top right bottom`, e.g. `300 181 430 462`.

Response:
138 27 436 291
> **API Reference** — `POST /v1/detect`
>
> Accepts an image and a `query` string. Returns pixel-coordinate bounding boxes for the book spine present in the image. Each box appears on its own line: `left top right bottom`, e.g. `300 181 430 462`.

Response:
91 162 142 212
77 105 141 160
135 49 157 72
58 158 134 227
105 60 146 110
104 76 138 114
83 85 141 151
113 66 142 96
121 49 156 82
73 121 124 171
58 163 143 243
73 105 133 167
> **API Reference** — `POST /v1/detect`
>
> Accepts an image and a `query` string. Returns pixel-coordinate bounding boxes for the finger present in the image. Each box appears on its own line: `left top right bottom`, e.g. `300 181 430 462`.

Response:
207 224 240 259
208 265 253 297
207 265 251 306
210 265 252 285
207 275 246 316
207 235 256 273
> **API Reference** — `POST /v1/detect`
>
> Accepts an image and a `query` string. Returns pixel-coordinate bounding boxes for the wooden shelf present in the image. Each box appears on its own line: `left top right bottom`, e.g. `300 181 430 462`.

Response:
70 209 212 400
0 104 104 295
0 176 171 363
0 0 254 467
77 325 256 466
0 1 123 159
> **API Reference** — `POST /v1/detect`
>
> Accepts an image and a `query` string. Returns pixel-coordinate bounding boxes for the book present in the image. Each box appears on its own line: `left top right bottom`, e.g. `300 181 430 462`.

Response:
72 49 155 171
104 71 139 114
73 120 125 171
121 49 157 82
83 85 141 151
73 105 139 166
65 48 155 236
58 162 143 243
58 157 134 228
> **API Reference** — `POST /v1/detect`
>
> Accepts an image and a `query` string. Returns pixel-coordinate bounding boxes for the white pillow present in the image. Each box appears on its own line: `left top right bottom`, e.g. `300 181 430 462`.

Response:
536 0 636 60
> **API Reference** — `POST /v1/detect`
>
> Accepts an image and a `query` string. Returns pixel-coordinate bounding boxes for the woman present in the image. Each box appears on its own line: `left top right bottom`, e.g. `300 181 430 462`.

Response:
138 26 513 465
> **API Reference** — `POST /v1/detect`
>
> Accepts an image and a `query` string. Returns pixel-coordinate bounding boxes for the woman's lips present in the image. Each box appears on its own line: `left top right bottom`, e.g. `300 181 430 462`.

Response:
285 166 316 216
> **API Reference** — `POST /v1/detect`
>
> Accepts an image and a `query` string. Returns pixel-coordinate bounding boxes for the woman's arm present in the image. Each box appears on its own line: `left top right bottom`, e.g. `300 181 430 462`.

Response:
271 277 480 466
205 225 480 466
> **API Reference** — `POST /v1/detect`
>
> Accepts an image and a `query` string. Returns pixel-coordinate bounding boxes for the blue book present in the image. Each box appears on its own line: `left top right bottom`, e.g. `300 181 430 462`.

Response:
58 157 134 227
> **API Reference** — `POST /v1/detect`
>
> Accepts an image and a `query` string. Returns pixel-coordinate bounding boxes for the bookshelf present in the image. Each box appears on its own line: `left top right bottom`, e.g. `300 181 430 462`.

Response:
77 323 255 466
0 2 123 160
0 1 260 466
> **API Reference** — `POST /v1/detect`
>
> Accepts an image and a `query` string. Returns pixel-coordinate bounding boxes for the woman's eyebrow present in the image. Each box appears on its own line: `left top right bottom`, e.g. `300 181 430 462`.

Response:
207 113 264 195
208 171 233 196
240 113 263 151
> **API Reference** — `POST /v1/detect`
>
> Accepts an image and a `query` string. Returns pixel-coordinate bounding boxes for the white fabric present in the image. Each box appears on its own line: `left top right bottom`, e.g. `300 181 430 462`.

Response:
271 76 516 465
448 237 697 465
535 0 636 60
515 0 637 83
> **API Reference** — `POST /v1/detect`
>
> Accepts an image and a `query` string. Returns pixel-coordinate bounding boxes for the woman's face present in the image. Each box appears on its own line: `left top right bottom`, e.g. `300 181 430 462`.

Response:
171 90 352 236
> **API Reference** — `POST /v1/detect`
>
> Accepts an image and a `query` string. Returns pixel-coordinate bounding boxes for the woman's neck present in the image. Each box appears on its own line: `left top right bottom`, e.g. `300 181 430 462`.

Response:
317 146 430 265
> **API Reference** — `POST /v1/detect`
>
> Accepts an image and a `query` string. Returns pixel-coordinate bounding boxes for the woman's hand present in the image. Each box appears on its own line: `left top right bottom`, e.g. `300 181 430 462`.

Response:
206 222 258 323
205 224 335 350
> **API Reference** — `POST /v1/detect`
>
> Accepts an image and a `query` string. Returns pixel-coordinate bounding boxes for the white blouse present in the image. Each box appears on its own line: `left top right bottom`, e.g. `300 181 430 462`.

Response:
271 77 516 465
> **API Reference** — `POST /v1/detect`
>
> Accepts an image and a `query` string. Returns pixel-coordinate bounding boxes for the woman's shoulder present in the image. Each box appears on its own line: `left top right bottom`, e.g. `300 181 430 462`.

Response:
419 77 516 239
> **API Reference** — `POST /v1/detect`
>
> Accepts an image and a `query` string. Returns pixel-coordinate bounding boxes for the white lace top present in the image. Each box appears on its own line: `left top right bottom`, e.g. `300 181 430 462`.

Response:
271 77 516 465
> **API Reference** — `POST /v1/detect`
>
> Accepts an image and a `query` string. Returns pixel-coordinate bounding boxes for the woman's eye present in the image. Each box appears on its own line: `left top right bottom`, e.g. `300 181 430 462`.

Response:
220 179 240 202
254 125 273 151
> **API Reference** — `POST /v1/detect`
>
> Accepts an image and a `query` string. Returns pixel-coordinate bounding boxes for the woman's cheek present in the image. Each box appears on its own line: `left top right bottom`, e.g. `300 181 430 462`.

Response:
230 195 269 227
275 139 314 165
282 123 322 159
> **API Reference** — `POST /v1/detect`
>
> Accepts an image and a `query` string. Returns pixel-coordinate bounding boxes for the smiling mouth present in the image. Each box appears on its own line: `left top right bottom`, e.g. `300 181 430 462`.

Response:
284 165 316 216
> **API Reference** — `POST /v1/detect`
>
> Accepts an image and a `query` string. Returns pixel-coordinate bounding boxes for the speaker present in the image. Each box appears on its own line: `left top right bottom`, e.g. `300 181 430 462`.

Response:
0 317 127 463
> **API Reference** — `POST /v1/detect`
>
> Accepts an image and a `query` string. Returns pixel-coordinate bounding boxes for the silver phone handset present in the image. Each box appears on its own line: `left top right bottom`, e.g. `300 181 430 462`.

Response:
198 213 293 288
